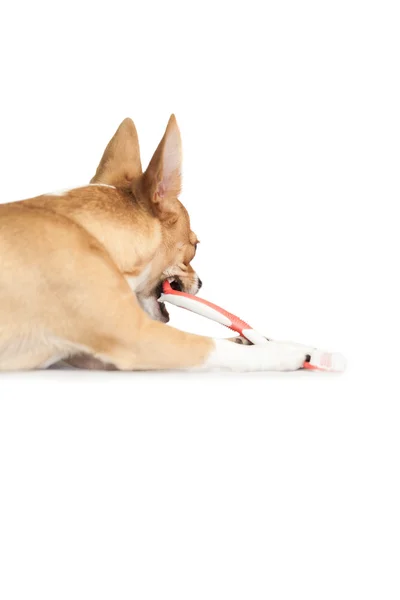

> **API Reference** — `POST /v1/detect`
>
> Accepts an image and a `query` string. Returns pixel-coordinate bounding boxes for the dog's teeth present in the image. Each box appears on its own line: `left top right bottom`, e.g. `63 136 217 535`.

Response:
167 277 174 283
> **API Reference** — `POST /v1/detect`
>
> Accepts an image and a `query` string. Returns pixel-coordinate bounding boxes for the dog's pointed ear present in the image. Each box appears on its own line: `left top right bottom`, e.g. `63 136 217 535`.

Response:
91 118 142 189
139 114 182 221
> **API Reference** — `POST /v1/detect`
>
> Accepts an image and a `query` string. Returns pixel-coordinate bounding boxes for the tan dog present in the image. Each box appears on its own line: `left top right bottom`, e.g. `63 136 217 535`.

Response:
0 116 315 371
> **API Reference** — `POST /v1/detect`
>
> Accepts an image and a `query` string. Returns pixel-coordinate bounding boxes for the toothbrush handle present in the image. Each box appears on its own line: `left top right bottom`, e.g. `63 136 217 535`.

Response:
160 281 268 345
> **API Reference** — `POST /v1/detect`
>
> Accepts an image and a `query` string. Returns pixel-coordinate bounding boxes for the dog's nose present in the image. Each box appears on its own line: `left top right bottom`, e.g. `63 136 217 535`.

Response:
197 278 203 290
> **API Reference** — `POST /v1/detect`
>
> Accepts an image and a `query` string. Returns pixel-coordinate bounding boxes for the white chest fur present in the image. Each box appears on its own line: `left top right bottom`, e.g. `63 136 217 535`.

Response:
125 264 152 294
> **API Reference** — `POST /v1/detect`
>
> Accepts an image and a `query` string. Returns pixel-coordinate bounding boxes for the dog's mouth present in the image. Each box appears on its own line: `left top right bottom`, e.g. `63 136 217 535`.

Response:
153 277 184 323
156 277 184 295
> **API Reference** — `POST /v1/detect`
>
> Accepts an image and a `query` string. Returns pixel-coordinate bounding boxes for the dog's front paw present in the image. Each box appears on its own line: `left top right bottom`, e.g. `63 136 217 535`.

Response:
243 342 309 371
272 345 310 371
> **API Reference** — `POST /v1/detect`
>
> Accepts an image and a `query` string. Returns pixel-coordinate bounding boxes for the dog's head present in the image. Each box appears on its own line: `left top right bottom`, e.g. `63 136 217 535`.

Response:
92 115 201 322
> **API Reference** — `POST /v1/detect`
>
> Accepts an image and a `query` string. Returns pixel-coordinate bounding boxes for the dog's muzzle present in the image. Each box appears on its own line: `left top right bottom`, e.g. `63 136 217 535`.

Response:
153 274 202 322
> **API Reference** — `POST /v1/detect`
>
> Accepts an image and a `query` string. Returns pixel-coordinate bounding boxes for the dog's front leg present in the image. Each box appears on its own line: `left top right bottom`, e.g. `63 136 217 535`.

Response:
63 333 310 372
195 337 309 372
88 318 310 372
225 336 345 372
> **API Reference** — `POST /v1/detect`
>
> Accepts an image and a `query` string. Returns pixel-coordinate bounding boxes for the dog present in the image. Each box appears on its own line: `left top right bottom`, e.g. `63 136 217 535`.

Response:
0 115 326 371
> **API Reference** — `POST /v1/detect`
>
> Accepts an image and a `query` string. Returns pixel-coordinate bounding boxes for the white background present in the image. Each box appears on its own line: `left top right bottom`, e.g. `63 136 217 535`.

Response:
0 1 399 598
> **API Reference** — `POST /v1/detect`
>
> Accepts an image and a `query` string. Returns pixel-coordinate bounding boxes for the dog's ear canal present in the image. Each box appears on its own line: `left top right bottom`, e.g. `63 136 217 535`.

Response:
91 118 142 189
140 114 182 223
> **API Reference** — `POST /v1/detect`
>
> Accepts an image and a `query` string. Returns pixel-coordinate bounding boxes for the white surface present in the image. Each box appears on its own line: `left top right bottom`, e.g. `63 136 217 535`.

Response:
0 0 399 599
